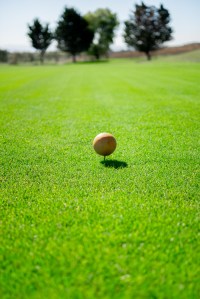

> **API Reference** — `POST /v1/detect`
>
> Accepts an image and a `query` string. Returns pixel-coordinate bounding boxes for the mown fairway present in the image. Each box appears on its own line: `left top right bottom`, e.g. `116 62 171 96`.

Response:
0 55 200 298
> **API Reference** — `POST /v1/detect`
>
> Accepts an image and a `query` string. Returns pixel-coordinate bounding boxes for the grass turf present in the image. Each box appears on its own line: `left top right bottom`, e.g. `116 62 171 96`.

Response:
0 57 200 299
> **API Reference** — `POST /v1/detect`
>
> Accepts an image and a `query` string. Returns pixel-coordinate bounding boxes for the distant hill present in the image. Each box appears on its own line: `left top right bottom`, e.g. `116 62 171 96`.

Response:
110 43 200 59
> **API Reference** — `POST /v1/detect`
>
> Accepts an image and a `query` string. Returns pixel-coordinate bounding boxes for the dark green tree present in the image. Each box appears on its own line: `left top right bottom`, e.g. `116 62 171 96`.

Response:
55 7 94 63
85 9 119 60
124 2 173 60
27 19 52 64
0 50 9 63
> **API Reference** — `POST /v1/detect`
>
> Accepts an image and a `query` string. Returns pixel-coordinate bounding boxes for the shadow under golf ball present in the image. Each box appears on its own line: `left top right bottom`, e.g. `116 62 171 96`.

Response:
101 159 128 169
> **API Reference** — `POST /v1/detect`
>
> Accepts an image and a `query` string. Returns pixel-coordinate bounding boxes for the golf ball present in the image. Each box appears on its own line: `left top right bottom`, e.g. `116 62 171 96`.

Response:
93 133 117 156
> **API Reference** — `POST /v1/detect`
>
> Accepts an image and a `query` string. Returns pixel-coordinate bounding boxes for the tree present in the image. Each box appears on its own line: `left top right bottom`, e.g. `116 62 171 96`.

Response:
85 9 119 60
124 2 173 60
27 19 52 64
0 50 9 63
55 7 94 63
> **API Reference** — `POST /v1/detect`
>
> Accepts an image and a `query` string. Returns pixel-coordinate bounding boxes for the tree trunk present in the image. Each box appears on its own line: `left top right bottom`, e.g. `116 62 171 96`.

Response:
146 51 151 61
95 53 100 60
72 55 76 63
40 50 45 64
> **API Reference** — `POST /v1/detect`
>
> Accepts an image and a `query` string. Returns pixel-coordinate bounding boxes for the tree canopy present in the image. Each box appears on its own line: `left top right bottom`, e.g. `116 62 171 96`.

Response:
124 2 173 60
55 7 94 62
85 8 119 60
27 19 52 63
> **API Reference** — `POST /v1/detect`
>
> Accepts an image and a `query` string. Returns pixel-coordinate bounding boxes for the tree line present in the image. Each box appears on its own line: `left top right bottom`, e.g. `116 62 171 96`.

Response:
28 7 119 63
0 50 69 65
1 2 173 64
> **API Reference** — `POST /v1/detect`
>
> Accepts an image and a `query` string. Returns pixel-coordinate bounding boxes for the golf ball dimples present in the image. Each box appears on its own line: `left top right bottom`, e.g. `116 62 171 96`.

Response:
93 133 117 156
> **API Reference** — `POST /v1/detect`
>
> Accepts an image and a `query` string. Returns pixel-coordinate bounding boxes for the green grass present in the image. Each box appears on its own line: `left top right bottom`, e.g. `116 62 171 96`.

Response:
0 57 200 299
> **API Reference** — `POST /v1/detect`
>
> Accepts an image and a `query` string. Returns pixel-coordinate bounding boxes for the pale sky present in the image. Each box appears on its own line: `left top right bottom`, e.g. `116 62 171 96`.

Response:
0 0 199 52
